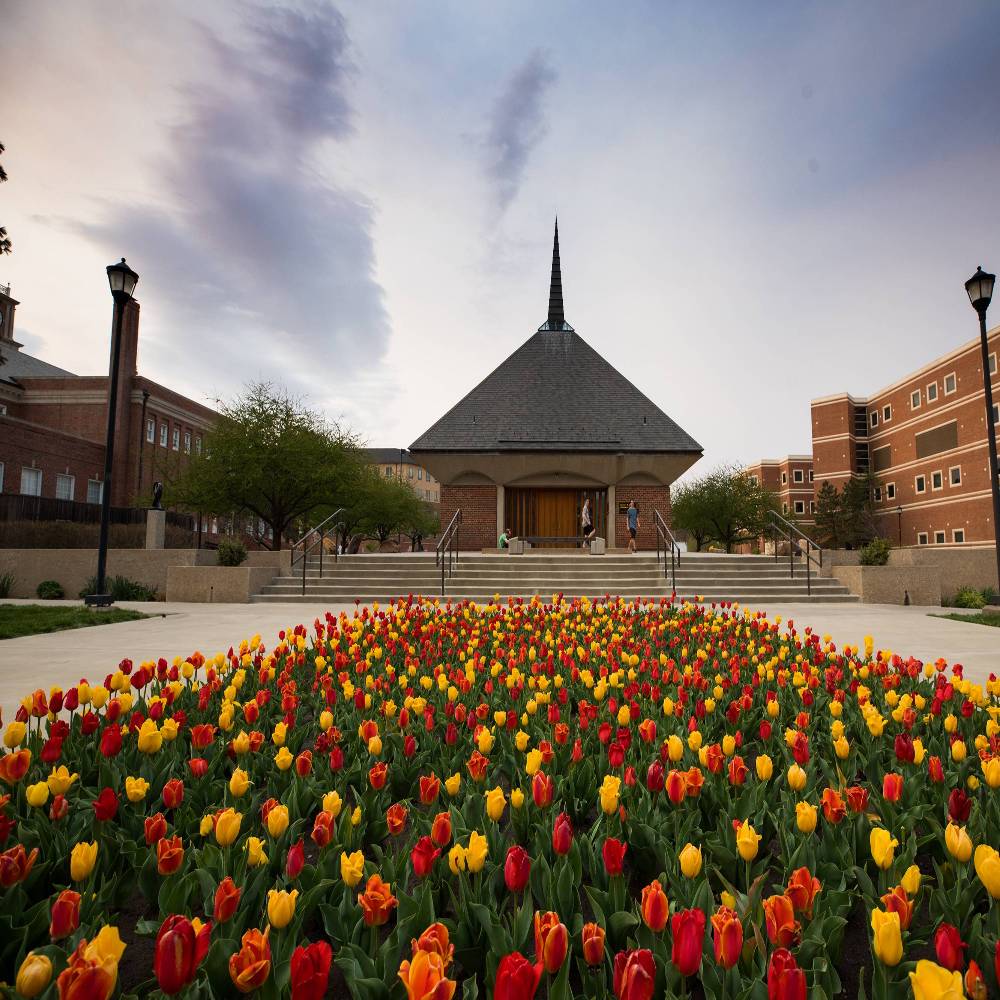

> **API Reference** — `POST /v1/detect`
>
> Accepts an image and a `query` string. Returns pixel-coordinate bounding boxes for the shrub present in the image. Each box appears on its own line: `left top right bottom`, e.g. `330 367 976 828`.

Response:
36 580 65 600
217 537 248 567
78 575 158 602
952 586 988 610
858 537 892 566
0 571 14 598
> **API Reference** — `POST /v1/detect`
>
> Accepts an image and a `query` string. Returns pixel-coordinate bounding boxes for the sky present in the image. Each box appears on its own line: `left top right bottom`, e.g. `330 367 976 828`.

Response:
3 1 1000 479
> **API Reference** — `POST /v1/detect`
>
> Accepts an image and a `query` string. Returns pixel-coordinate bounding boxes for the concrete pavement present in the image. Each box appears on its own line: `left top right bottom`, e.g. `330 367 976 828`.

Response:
1 599 997 721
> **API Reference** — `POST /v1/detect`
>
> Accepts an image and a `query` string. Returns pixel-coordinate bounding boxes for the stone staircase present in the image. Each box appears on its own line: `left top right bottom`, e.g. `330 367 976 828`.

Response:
252 551 858 604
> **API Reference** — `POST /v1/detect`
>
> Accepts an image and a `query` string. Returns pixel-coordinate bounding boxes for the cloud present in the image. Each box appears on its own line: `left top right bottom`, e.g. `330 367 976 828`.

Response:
484 50 557 214
83 1 389 399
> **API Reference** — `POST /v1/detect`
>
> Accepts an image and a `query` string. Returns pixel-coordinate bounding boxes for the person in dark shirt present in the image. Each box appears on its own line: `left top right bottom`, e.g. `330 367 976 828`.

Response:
627 500 640 553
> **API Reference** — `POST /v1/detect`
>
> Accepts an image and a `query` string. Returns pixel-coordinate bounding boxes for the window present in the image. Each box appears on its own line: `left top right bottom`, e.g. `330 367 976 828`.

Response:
873 486 882 502
953 529 965 543
915 420 957 459
794 500 805 515
146 418 155 443
782 502 788 514
86 479 103 504
211 518 218 534
195 436 202 455
0 404 5 416
20 467 42 496
159 423 168 447
934 530 946 544
172 428 180 451
781 472 788 484
385 466 392 476
886 482 896 500
872 445 892 472
910 389 921 409
931 470 943 491
927 382 938 402
808 470 814 483
55 474 75 501
917 532 929 545
417 468 423 480
944 372 957 395
949 466 961 486
915 475 926 494
990 353 997 376
0 462 4 493
407 467 413 479
793 469 803 483
183 431 191 454
870 410 879 428
993 403 999 424
883 404 891 422
809 501 816 514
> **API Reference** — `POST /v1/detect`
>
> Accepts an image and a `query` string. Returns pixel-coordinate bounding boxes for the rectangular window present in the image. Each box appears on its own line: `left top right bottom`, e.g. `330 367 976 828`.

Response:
949 466 961 486
953 529 965 543
0 462 4 493
915 475 926 494
195 436 202 455
915 420 958 459
20 467 42 496
931 470 943 491
183 431 191 454
86 479 103 504
870 410 879 428
416 468 421 480
407 467 413 479
993 403 999 424
385 466 392 476
910 389 921 409
873 486 882 502
211 518 218 534
934 530 946 544
927 382 938 402
809 500 816 513
886 482 896 500
794 500 805 514
990 353 997 376
159 423 168 447
883 404 891 422
793 469 803 483
944 372 957 395
917 532 928 545
172 428 180 451
782 502 788 514
55 474 75 501
781 471 788 484
872 445 892 472
146 418 155 443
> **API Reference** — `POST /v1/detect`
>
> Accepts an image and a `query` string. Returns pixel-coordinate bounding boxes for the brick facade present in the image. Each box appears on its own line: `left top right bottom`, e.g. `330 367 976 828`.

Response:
615 484 670 551
744 456 815 525
439 485 497 551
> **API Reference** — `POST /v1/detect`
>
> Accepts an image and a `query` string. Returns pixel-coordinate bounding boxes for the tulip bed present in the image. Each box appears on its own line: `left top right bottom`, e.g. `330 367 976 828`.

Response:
1 596 1000 1000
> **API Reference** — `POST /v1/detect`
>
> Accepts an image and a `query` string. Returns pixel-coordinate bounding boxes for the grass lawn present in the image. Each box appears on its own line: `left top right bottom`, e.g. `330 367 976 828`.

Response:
0 604 150 640
933 611 1000 628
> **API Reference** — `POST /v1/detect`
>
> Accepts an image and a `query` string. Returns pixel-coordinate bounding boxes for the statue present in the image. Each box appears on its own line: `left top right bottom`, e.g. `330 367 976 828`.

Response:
152 481 163 510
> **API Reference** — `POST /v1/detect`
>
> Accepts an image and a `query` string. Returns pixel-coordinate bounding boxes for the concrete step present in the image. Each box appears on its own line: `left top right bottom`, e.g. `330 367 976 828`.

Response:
252 592 859 605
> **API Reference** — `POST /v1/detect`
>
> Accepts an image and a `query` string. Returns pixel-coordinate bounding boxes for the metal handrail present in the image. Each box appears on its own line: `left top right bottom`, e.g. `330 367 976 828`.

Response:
291 508 345 596
435 509 462 595
766 510 822 596
653 509 680 592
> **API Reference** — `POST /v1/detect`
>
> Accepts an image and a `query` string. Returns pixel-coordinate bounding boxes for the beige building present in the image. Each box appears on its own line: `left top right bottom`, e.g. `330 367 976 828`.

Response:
363 448 440 505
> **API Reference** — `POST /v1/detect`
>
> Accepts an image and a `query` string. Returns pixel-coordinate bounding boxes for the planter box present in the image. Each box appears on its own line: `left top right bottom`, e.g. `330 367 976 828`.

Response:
832 565 941 606
165 565 278 603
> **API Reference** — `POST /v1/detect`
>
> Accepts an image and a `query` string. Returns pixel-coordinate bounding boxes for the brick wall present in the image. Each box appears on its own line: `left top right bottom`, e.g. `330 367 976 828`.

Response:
615 485 670 551
439 485 497 550
0 414 106 500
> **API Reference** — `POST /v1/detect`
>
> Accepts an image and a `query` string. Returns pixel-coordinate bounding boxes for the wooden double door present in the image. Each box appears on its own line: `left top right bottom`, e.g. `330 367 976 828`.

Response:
504 487 608 547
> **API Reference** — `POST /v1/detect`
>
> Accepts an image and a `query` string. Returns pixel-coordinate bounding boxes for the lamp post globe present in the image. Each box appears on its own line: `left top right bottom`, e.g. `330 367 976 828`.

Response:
86 259 140 608
965 266 1000 606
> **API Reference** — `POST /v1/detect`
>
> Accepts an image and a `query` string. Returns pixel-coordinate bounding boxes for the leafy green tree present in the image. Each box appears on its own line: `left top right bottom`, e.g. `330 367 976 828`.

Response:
813 480 845 548
671 477 714 551
813 474 880 549
166 382 361 550
672 465 776 553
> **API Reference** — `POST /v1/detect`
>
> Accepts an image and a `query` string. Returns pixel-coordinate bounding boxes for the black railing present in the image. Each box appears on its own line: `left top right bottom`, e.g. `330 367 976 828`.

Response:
0 492 194 529
290 508 345 597
653 509 680 592
767 510 823 596
435 509 462 595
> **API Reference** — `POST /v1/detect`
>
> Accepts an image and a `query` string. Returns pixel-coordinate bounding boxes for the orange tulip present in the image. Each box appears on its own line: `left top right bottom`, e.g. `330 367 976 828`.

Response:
785 868 822 918
386 802 409 836
156 836 184 876
880 885 914 931
229 927 271 994
0 749 32 785
411 923 454 966
359 874 398 927
398 948 456 1000
430 811 452 848
820 788 846 824
711 906 743 969
534 911 569 974
582 922 606 966
763 894 801 948
641 880 669 932
0 844 39 887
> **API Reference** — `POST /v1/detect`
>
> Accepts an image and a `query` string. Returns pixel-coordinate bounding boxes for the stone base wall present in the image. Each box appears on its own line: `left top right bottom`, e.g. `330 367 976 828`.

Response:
614 485 670 551
165 565 277 603
832 565 942 606
439 485 497 551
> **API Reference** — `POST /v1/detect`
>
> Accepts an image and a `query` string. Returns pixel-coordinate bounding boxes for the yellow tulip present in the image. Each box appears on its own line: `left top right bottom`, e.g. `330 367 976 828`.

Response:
47 766 78 796
787 764 807 791
477 729 494 754
275 747 293 771
871 909 902 965
215 808 242 846
445 773 461 796
200 815 214 836
125 776 149 802
4 721 27 749
755 754 773 780
944 823 972 863
909 960 964 1000
367 735 383 756
525 750 542 776
229 769 250 798
679 843 702 878
511 788 525 809
232 730 250 754
15 952 52 998
974 844 1000 899
796 801 818 834
514 731 529 752
351 806 362 826
86 925 126 965
245 837 269 867
901 864 921 896
485 786 506 822
911 739 926 765
70 841 98 881
25 781 49 808
448 844 467 874
599 775 621 815
137 718 162 754
266 804 289 838
323 791 343 817
340 850 365 887
267 888 298 928
834 736 850 759
688 730 703 751
465 831 488 873
951 740 967 762
983 757 1000 789
870 828 898 870
734 821 761 861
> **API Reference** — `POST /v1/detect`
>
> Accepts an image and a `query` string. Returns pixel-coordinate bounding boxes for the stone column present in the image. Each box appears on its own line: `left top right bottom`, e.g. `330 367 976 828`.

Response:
496 485 505 541
146 508 166 550
606 484 616 548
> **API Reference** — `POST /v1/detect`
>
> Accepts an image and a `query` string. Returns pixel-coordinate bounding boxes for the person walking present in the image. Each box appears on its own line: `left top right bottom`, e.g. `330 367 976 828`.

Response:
626 500 640 554
581 498 594 547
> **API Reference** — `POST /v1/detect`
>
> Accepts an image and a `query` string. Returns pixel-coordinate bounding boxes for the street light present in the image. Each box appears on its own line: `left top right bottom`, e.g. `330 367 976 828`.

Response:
85 258 139 607
965 265 1000 606
895 505 903 547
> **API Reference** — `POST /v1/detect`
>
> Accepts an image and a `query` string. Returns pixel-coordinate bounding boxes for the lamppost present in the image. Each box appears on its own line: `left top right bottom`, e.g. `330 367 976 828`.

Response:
965 265 1000 605
86 258 139 607
895 505 903 547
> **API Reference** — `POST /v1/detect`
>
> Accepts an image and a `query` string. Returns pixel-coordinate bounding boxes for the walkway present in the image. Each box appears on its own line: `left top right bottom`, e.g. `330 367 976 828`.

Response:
1 600 996 721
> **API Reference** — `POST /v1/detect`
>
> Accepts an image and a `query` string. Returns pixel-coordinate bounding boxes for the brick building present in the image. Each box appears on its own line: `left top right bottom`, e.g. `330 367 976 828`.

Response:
409 223 702 550
744 455 816 526
811 324 999 547
0 282 222 532
362 448 440 505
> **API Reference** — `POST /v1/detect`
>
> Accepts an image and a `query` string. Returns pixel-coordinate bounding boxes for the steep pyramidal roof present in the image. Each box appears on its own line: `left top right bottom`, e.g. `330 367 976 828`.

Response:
409 222 702 455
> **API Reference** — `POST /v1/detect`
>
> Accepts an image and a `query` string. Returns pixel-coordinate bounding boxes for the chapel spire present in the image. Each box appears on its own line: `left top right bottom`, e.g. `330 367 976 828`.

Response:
540 218 573 331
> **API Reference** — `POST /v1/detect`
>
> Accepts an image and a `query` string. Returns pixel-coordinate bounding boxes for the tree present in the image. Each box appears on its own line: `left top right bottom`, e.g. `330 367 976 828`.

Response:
0 142 11 255
672 465 776 553
813 474 880 549
166 382 361 549
813 480 845 548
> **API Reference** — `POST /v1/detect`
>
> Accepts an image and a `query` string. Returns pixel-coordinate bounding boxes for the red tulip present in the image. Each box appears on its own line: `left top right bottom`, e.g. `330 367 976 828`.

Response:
295 751 313 776
882 773 903 803
494 952 542 1000
49 793 69 822
145 812 168 846
671 908 705 977
602 838 627 876
286 838 305 879
965 960 987 1000
311 811 335 848
646 760 664 794
665 769 686 805
430 811 452 848
157 836 185 876
880 886 914 931
410 835 441 878
928 756 945 782
532 772 554 808
99 725 121 757
534 911 568 973
934 923 966 972
154 914 211 994
419 775 440 804
613 949 655 1000
188 758 208 778
369 762 387 790
947 788 972 823
552 812 573 856
845 785 868 813
767 948 806 1000
763 894 800 948
582 923 606 966
49 889 81 940
785 868 822 918
93 788 119 822
214 877 241 923
504 845 531 893
894 733 914 763
711 906 742 969
290 940 333 1000
161 779 184 810
190 723 215 748
640 880 668 933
